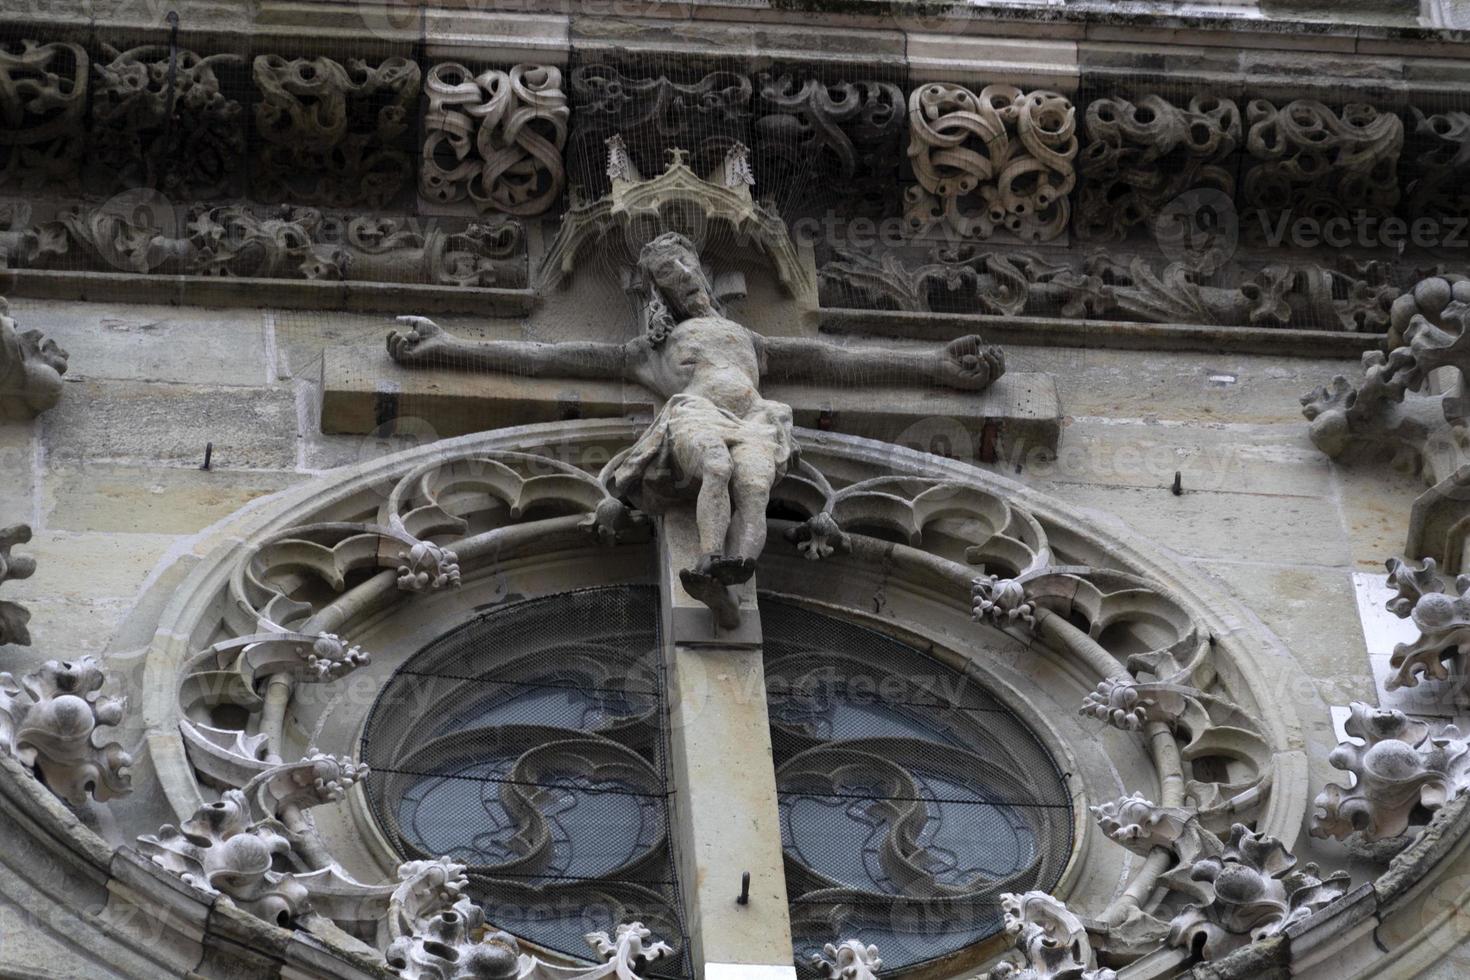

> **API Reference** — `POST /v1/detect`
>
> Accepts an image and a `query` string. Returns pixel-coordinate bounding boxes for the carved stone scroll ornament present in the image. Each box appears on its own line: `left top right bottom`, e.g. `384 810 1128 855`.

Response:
0 656 132 805
754 74 905 195
88 44 245 197
388 910 673 980
1242 99 1403 234
1075 94 1241 243
811 939 882 979
1313 701 1470 842
0 524 35 646
1406 107 1470 224
421 62 569 216
0 41 87 190
253 54 422 208
0 297 69 421
1162 824 1351 961
819 245 1398 332
989 892 1117 980
1092 792 1224 868
905 83 1077 243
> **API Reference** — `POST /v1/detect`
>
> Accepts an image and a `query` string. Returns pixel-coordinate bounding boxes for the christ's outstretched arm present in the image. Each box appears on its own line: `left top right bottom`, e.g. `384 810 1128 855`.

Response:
758 334 1006 392
388 316 647 382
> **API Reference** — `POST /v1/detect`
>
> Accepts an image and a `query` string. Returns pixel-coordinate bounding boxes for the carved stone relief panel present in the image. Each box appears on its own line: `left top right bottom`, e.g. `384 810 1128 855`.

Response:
1074 93 1241 243
1241 98 1403 239
420 62 569 216
904 82 1077 243
87 44 245 198
252 54 422 209
0 41 88 191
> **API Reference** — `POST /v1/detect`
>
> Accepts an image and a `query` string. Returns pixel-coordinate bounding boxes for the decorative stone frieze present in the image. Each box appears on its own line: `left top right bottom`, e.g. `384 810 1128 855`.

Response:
568 65 752 195
754 74 905 197
88 44 244 198
0 656 132 805
0 40 87 190
991 892 1116 980
420 62 569 216
1242 99 1403 233
820 246 1398 332
811 940 882 979
1075 94 1241 243
14 202 524 287
1313 700 1470 842
0 524 35 646
1405 107 1470 223
0 297 69 421
253 54 422 209
1162 824 1351 961
905 82 1077 243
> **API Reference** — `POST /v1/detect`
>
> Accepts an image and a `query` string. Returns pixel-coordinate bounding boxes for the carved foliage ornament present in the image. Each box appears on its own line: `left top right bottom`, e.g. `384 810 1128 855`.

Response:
1163 824 1350 961
0 295 69 422
89 44 245 197
1379 556 1470 692
253 54 421 208
1406 107 1470 224
991 892 1117 980
388 912 673 980
1313 700 1470 842
0 40 88 190
906 83 1077 243
0 656 132 805
421 62 569 217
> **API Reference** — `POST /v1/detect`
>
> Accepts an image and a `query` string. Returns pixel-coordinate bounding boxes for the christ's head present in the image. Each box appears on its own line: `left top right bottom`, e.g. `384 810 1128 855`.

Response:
639 233 716 320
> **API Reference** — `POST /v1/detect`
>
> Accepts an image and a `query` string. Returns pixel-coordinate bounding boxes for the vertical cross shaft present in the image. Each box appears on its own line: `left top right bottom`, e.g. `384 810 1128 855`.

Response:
658 511 796 980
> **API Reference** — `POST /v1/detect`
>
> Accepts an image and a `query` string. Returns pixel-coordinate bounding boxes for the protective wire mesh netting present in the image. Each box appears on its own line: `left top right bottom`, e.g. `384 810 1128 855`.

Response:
362 586 1073 978
760 599 1074 978
361 586 694 979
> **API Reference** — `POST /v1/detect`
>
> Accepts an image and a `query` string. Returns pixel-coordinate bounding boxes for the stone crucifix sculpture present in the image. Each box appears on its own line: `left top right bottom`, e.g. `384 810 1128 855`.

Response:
387 231 1004 625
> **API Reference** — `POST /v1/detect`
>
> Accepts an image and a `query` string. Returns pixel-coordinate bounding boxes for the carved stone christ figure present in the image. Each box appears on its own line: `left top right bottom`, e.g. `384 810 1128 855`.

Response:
388 232 1004 621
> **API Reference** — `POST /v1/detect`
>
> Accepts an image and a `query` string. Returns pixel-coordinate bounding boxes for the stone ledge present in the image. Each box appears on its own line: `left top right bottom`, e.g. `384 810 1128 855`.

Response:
0 270 537 317
320 344 1063 458
820 307 1383 359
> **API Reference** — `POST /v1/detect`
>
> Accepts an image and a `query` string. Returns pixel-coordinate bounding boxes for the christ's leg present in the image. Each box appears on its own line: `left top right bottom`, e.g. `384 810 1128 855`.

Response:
724 442 778 581
670 429 734 559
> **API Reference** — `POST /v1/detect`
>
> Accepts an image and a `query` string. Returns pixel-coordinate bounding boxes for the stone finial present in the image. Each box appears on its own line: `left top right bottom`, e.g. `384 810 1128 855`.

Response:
242 751 368 820
586 921 674 972
990 892 1116 980
1312 701 1470 841
0 299 69 420
397 540 462 592
0 656 132 805
1163 824 1350 961
812 939 882 979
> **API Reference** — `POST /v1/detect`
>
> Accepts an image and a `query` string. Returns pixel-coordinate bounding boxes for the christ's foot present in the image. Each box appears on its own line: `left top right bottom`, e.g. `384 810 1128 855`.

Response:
388 315 451 365
707 554 756 585
680 565 741 630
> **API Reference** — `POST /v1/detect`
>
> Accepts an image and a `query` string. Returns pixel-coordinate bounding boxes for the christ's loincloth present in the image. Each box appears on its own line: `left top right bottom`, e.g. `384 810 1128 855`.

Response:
609 392 796 513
